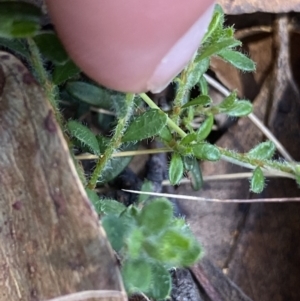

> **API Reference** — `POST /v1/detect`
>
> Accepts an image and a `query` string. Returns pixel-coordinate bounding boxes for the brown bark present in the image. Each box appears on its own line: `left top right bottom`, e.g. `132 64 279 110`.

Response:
0 52 125 301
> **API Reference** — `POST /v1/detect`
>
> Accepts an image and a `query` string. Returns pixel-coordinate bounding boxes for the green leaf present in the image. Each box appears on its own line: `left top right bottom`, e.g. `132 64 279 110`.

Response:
0 2 41 38
159 126 172 143
198 76 208 95
186 58 210 89
0 37 30 59
202 10 222 43
123 109 167 142
169 153 184 185
192 143 221 161
138 180 153 204
53 60 80 85
138 198 173 233
250 167 265 194
97 142 137 184
93 199 126 216
179 239 203 266
147 263 171 300
66 81 112 109
34 32 69 64
185 157 203 191
225 100 253 117
196 38 241 62
196 114 214 141
102 215 130 251
218 49 256 72
67 120 100 155
122 259 152 294
85 188 99 204
154 229 202 266
248 141 276 160
181 95 212 109
218 91 237 110
127 228 144 259
180 133 197 145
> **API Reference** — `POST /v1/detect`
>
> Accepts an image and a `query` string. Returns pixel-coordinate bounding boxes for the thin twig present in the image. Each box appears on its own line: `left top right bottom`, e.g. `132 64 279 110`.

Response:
87 93 135 189
45 290 126 301
123 189 300 203
204 74 294 162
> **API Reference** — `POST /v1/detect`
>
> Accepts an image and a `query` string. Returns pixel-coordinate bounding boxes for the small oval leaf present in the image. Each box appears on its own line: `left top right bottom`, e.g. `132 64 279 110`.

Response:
67 120 100 155
34 32 69 64
180 133 197 145
218 49 256 72
159 126 172 143
196 38 241 62
169 153 184 185
218 91 237 110
102 215 129 252
250 167 265 194
146 263 171 300
138 198 173 233
248 141 276 160
53 60 80 85
122 259 152 294
186 58 210 89
226 100 253 117
182 95 212 109
123 109 167 142
186 157 203 191
196 114 214 141
192 143 220 161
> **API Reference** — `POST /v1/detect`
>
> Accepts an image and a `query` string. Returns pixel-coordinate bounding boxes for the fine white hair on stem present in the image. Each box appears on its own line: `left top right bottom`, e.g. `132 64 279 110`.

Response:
123 189 300 203
45 290 127 301
203 74 294 162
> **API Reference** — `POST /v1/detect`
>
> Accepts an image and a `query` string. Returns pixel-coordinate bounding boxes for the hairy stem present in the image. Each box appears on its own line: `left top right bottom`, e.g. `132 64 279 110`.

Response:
27 38 62 126
87 93 135 189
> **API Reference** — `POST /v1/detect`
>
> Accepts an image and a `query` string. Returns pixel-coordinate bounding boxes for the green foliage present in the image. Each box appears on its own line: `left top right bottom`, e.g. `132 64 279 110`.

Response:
248 141 276 160
196 114 214 141
0 2 41 38
53 60 80 85
97 197 202 299
123 109 168 142
181 95 212 109
192 143 221 161
169 153 184 185
183 156 203 191
3 2 300 300
34 32 69 64
218 49 256 71
251 167 265 193
66 120 100 155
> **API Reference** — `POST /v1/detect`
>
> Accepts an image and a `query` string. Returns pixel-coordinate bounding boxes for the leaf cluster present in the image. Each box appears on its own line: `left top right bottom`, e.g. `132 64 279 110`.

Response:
90 193 202 300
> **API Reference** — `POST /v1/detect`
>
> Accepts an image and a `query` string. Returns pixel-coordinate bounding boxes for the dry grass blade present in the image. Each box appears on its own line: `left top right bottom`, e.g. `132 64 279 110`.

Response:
123 189 300 203
45 290 127 301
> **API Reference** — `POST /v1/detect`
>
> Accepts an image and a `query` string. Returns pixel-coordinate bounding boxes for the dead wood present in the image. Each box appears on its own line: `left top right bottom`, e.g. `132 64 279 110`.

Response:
0 52 125 301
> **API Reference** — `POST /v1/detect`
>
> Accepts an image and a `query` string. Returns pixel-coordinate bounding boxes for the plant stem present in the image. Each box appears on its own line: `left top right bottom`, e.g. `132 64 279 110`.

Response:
139 93 297 180
140 93 187 138
27 38 62 126
87 93 135 189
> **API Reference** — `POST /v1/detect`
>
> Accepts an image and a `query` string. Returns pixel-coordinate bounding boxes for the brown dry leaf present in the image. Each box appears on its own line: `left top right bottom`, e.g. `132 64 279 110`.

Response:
0 52 126 301
179 12 300 301
218 0 300 14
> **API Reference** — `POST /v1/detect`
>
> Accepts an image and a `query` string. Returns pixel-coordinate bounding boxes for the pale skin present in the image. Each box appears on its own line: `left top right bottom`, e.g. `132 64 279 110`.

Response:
45 0 215 93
